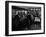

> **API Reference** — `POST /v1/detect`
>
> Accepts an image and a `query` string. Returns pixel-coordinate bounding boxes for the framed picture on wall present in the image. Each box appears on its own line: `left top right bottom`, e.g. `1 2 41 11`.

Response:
5 1 45 36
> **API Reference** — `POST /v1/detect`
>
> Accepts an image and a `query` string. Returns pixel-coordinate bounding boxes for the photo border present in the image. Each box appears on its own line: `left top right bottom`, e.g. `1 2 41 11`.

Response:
5 1 45 36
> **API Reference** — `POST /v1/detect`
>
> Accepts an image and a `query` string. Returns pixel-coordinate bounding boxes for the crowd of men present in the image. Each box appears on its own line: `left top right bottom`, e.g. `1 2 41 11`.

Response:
12 7 41 31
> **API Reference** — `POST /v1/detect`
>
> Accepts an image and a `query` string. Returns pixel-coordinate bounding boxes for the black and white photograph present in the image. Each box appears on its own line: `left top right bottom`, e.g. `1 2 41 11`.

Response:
12 6 41 31
5 1 45 36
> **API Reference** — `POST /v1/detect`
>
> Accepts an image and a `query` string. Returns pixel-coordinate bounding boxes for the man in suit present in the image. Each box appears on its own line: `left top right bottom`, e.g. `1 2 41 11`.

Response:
12 15 20 31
